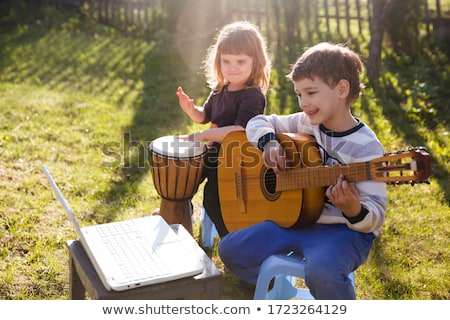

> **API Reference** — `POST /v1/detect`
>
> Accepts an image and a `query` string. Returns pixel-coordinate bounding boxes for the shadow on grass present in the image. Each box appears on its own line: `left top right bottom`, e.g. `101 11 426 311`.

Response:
86 15 224 224
360 82 450 299
0 23 208 223
93 36 206 222
359 92 449 206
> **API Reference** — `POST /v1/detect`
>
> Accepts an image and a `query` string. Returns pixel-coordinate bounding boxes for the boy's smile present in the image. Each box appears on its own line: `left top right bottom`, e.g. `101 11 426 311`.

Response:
294 77 356 131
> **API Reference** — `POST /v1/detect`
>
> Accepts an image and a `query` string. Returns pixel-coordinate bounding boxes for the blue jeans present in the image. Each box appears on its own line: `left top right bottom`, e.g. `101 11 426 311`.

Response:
218 221 375 299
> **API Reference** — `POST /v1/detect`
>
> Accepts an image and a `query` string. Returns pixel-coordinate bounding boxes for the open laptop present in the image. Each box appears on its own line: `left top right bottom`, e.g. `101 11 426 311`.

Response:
42 164 204 291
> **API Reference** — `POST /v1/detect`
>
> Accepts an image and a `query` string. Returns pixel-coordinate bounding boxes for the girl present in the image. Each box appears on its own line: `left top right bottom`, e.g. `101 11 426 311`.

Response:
177 20 271 238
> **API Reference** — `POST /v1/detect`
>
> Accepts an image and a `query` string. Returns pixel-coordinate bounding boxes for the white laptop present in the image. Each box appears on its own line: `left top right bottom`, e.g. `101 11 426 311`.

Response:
42 164 204 291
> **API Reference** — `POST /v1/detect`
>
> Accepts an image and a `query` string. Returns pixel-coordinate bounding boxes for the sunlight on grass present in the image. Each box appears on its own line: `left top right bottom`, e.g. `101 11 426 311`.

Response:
0 17 449 300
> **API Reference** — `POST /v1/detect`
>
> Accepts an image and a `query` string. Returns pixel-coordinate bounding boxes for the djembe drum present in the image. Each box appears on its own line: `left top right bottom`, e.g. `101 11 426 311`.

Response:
149 135 206 234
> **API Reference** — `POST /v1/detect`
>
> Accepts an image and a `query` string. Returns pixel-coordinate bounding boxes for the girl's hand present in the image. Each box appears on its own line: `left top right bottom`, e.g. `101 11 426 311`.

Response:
175 133 202 142
176 87 195 114
326 175 361 217
175 134 190 141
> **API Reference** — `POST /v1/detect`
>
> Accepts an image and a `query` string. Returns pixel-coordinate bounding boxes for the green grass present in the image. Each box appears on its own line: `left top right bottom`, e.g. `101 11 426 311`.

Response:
0 20 449 300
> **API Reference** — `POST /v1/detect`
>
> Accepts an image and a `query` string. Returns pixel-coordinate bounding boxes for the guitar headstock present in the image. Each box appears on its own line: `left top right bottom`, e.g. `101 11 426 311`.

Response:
371 147 432 185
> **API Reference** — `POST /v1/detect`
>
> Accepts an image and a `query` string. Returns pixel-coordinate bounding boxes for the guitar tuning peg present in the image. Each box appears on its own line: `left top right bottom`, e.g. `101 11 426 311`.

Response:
408 146 428 152
408 180 431 186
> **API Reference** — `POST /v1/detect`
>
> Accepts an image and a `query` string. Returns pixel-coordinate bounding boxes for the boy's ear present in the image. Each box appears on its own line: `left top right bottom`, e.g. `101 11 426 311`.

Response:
336 79 350 98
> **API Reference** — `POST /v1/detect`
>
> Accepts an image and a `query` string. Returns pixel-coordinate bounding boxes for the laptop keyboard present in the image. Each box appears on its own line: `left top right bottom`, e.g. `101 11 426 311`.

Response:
96 221 170 283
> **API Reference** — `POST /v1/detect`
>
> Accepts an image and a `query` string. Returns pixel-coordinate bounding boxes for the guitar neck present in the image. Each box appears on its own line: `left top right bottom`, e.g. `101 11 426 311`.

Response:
276 162 370 191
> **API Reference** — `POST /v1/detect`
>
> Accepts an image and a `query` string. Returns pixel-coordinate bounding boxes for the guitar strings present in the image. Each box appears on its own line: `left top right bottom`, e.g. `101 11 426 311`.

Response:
217 160 417 193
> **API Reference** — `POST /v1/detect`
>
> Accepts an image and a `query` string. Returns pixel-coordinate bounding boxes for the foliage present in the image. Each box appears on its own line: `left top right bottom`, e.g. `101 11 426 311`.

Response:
0 8 449 300
385 0 425 57
378 44 450 187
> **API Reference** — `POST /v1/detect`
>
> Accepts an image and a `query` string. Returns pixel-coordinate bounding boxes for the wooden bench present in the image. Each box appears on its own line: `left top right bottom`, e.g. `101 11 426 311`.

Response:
66 224 221 299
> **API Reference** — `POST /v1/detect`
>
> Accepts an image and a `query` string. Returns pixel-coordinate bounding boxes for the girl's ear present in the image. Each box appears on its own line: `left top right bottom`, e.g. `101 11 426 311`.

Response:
336 79 350 99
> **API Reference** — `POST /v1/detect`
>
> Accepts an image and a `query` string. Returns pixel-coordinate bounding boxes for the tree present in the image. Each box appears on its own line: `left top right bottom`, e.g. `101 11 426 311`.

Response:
385 0 423 57
367 0 402 84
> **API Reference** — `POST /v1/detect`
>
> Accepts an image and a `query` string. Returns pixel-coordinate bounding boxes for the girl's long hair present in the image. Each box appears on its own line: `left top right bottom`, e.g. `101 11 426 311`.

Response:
203 21 271 94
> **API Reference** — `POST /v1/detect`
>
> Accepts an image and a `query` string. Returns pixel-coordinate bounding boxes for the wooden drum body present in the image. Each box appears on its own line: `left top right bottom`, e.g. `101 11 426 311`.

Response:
149 136 206 233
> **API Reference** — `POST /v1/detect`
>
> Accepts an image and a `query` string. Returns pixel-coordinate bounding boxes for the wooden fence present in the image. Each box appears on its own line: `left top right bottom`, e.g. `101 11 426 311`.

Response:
56 0 372 44
44 0 450 47
424 0 450 43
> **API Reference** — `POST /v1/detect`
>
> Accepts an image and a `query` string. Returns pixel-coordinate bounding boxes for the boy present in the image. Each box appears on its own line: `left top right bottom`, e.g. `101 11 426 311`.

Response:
218 42 387 299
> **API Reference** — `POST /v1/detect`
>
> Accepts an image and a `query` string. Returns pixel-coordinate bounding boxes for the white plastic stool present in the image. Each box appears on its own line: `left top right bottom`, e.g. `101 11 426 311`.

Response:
200 206 218 250
253 253 355 300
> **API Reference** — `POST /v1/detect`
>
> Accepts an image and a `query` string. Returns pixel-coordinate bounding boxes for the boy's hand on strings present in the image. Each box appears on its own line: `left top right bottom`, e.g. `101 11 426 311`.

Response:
262 139 286 176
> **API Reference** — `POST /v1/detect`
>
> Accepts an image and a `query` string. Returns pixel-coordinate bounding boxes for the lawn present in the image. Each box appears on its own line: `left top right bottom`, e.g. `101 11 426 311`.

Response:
0 20 449 300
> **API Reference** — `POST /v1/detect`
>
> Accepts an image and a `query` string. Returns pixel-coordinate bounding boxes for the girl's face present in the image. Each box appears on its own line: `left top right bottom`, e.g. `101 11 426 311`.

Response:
220 53 253 91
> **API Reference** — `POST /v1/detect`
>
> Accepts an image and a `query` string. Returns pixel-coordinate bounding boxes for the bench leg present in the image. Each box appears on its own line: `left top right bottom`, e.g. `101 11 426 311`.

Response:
204 277 221 299
69 255 86 300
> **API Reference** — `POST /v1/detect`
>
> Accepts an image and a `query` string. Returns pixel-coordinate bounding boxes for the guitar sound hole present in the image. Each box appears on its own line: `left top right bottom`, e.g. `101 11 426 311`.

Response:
261 168 281 201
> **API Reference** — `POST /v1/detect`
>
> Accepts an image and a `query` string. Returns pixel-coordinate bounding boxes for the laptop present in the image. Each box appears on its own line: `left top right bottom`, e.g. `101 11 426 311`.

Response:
42 164 204 291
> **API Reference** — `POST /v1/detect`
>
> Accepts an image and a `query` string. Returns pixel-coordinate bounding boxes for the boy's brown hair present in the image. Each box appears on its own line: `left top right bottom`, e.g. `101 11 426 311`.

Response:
287 42 364 104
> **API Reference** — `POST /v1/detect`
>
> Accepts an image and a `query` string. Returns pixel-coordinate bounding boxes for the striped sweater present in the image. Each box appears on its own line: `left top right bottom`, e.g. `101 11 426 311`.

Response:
246 112 387 236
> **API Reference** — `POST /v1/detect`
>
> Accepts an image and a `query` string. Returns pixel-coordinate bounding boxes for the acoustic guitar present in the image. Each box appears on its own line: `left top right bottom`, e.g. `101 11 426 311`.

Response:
217 131 431 232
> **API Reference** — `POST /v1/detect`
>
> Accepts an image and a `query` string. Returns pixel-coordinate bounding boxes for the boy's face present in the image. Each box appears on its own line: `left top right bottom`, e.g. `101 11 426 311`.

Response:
293 77 351 130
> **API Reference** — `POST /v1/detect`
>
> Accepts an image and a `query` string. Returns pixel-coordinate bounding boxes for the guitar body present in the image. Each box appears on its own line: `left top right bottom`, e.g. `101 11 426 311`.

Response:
218 131 325 232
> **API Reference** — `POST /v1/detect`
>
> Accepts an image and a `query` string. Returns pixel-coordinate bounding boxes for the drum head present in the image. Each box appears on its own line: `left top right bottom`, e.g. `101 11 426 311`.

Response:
149 135 206 159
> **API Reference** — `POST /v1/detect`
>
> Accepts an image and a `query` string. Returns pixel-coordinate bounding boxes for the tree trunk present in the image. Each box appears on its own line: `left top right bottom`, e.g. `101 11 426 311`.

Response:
367 0 401 84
